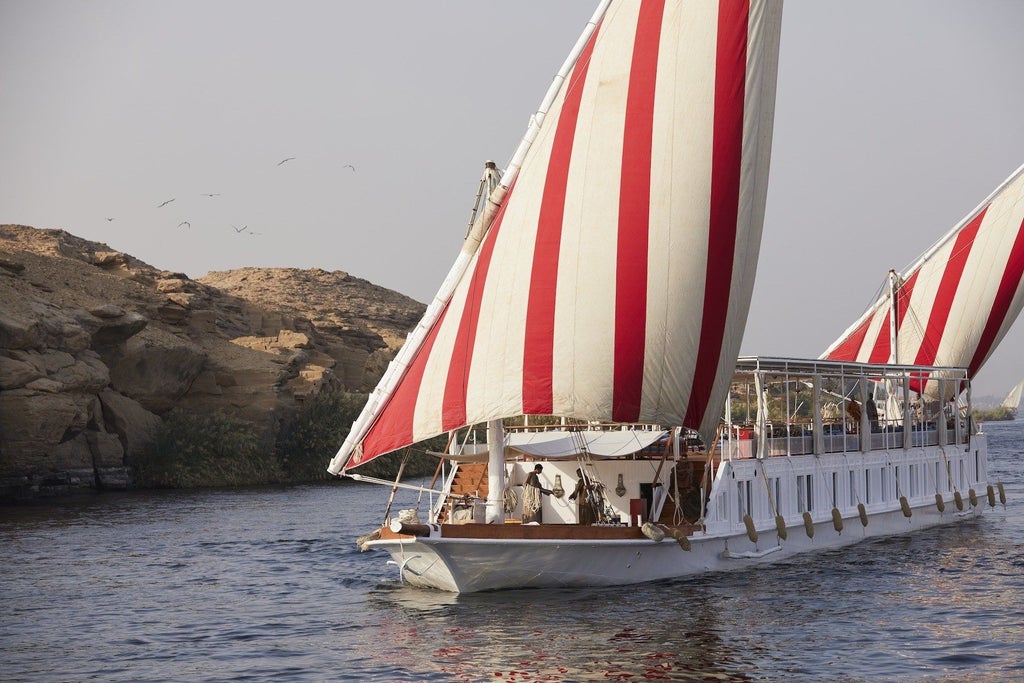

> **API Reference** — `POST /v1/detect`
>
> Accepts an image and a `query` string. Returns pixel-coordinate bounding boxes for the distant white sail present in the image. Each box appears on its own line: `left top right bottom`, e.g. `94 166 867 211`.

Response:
330 0 783 474
822 163 1024 398
1001 380 1024 410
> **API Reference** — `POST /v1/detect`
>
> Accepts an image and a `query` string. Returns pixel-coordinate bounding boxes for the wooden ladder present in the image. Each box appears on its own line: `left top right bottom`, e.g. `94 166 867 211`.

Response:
436 462 489 523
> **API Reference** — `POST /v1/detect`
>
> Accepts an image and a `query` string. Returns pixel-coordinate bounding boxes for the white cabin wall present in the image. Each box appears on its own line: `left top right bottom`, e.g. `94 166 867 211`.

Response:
508 460 670 524
703 440 988 538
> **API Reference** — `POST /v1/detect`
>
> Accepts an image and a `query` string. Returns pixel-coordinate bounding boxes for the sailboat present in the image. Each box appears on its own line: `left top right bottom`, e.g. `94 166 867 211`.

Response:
329 0 1008 593
1000 380 1024 418
823 162 1024 424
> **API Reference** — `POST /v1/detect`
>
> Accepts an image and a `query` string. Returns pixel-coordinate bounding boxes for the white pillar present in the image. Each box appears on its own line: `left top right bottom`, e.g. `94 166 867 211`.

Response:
812 374 823 455
486 419 505 524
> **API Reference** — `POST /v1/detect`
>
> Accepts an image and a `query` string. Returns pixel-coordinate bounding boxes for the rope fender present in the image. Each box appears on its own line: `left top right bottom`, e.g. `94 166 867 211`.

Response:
802 511 814 539
743 514 758 544
775 514 787 541
857 503 869 527
831 507 843 533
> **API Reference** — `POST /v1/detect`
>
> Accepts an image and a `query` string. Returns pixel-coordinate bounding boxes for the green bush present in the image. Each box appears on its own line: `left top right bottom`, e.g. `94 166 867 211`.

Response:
135 390 466 489
136 409 280 488
276 389 447 481
972 406 1016 422
354 439 445 481
275 390 368 482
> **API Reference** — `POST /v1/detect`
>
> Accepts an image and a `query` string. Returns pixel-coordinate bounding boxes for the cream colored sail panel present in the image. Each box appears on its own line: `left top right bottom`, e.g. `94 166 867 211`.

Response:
548 1 638 420
641 0 719 425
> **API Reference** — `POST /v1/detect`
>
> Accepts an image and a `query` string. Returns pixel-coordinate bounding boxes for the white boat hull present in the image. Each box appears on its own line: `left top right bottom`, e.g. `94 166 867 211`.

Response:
369 498 986 593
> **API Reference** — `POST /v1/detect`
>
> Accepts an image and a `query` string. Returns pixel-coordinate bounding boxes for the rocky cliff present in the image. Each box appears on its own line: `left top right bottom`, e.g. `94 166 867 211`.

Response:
0 224 424 499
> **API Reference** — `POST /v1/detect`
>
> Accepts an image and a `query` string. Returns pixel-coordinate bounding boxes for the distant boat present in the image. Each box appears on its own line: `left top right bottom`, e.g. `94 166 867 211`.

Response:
1001 380 1024 416
978 378 1024 420
330 0 1005 594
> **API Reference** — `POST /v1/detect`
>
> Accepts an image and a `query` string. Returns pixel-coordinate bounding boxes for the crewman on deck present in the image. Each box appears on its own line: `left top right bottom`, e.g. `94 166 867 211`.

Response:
569 468 599 525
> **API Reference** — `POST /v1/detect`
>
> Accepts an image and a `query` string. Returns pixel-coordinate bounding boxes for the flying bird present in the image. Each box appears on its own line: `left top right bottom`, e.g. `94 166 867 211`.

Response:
343 164 355 172
177 221 191 229
277 157 296 166
105 217 115 222
201 193 220 197
157 198 176 208
232 224 248 233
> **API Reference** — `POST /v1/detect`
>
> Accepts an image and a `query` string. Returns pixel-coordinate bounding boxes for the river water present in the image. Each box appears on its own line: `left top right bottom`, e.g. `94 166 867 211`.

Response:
2 421 1022 682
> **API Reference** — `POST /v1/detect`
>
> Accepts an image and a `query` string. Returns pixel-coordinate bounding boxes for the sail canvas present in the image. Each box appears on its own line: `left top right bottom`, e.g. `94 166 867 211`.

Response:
823 164 1024 397
330 0 783 474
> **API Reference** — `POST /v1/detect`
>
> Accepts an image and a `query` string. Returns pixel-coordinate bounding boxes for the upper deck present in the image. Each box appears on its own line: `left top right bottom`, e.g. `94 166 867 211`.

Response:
724 357 974 459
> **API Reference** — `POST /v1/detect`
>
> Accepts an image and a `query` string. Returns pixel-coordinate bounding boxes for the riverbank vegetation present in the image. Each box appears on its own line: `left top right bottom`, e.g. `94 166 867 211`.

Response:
134 389 439 489
973 406 1017 422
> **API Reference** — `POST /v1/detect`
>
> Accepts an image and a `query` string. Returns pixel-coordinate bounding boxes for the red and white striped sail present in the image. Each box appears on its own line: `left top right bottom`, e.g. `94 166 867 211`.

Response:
330 0 783 474
822 163 1024 396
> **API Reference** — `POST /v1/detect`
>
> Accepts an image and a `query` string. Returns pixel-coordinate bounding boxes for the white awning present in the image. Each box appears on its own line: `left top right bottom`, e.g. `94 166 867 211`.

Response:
506 430 667 458
433 429 668 461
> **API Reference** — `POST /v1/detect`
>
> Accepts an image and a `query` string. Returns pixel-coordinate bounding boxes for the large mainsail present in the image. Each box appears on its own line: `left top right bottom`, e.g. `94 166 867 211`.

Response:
822 163 1024 396
329 0 783 474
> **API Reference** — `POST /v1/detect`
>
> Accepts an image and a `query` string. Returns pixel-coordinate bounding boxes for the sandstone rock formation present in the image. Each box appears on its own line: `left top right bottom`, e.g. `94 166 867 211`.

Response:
0 224 425 499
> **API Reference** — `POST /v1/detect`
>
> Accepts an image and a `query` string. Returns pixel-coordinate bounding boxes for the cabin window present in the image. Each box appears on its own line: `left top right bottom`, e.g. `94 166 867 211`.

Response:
880 467 889 502
737 480 753 519
864 469 871 504
849 470 858 507
797 474 813 513
895 465 902 498
946 461 953 492
974 450 980 483
909 464 919 497
935 462 943 494
959 459 965 489
768 477 781 516
832 472 839 508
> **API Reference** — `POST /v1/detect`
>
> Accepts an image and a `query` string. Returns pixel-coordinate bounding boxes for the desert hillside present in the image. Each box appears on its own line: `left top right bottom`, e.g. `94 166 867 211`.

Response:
0 224 425 499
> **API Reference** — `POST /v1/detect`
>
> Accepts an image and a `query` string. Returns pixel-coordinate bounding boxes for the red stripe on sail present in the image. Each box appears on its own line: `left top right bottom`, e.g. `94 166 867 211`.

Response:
914 210 985 367
882 270 919 363
357 307 451 466
865 270 919 363
684 0 749 427
968 213 1024 376
825 315 872 362
522 23 601 415
613 1 665 422
866 312 890 363
896 270 919 329
910 211 984 393
440 201 512 430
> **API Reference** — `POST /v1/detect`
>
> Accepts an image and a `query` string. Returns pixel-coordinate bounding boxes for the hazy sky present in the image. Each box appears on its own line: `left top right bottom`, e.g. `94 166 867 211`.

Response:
2 1 1023 399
